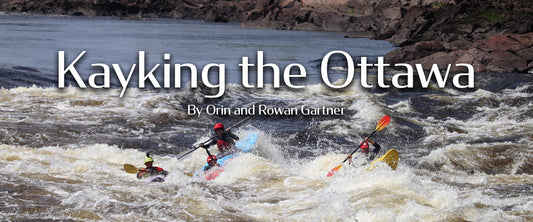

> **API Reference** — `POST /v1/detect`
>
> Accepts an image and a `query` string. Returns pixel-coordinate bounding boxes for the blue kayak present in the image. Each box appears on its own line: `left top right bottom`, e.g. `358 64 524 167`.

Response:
200 133 258 178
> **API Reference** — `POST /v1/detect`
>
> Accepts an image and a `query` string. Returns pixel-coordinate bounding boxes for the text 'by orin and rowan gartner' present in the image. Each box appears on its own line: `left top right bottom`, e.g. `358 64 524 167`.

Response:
57 50 475 97
186 104 344 117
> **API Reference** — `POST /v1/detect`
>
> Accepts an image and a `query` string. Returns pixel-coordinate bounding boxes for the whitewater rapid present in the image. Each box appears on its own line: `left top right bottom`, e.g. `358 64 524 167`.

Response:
0 80 531 221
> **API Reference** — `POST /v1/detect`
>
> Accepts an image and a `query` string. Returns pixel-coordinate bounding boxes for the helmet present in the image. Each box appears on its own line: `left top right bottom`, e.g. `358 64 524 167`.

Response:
207 155 217 163
214 123 224 130
144 153 154 163
144 156 154 163
360 141 369 149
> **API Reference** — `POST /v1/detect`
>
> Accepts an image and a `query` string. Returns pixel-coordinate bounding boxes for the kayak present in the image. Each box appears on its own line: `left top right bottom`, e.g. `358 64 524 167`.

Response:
137 168 168 182
124 164 168 182
365 149 399 171
201 133 258 180
147 176 165 182
138 172 168 182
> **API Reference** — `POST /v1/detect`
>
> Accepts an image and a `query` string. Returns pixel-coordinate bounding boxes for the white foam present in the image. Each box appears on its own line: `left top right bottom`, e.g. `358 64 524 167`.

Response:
1 81 532 220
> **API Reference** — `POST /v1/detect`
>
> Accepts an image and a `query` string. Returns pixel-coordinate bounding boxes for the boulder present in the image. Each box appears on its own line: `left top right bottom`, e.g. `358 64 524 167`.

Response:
388 33 533 73
385 40 446 64
465 33 533 72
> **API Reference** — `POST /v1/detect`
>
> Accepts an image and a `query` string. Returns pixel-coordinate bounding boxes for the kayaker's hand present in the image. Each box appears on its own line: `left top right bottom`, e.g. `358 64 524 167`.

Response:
221 129 230 136
347 154 353 165
199 143 204 147
365 137 375 145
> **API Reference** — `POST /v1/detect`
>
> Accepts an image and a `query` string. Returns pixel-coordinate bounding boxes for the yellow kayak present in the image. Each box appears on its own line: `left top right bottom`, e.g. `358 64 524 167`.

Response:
366 149 399 171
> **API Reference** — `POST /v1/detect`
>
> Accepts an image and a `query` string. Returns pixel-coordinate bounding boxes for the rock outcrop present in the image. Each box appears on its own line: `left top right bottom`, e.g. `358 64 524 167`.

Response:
241 0 408 34
457 33 533 73
241 0 533 73
0 0 257 22
382 0 533 73
385 33 533 73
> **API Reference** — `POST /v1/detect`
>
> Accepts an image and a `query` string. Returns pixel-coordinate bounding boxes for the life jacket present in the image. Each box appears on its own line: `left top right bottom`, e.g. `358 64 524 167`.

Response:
153 167 164 172
360 141 370 154
217 139 231 153
137 167 167 179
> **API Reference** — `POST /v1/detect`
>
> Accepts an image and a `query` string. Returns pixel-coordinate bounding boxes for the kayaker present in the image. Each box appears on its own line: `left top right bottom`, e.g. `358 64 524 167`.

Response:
137 153 168 179
347 137 381 164
203 155 220 171
199 123 239 158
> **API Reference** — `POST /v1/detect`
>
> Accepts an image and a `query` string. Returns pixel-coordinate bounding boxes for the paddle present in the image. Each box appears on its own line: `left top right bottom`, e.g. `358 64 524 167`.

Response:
124 163 193 177
326 115 391 177
124 153 153 174
176 116 253 160
203 147 217 170
124 163 140 174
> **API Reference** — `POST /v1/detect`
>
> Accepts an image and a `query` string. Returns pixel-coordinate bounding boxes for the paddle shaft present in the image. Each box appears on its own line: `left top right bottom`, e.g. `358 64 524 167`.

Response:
341 130 378 163
204 147 213 157
201 117 251 162
177 116 252 159
199 116 252 147
327 115 390 177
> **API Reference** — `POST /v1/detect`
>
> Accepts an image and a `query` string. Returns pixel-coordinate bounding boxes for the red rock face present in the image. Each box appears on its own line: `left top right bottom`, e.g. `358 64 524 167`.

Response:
386 33 533 73
461 33 533 73
381 0 533 73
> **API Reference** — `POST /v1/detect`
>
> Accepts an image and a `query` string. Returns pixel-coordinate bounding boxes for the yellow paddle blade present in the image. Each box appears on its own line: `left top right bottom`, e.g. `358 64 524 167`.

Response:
327 165 342 177
124 164 139 174
375 115 391 131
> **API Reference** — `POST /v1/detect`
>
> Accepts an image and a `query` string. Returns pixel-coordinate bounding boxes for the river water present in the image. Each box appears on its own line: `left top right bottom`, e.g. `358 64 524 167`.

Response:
0 14 532 221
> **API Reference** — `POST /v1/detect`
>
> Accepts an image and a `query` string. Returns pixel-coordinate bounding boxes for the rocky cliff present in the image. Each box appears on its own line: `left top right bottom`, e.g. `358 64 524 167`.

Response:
380 0 533 73
241 0 533 73
2 0 532 72
0 0 256 22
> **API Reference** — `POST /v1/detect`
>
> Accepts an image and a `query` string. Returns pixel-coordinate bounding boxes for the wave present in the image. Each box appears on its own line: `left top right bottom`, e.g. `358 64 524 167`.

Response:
0 71 532 220
1 138 532 220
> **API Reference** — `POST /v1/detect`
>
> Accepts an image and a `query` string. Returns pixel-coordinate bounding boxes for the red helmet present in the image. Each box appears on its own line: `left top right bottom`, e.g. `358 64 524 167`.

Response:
214 123 224 130
360 141 369 149
207 155 217 163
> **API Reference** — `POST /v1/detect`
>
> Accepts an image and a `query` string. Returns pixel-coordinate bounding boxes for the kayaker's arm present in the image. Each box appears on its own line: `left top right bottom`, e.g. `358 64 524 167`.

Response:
226 131 239 141
200 138 217 148
365 138 381 154
137 169 149 179
372 142 381 154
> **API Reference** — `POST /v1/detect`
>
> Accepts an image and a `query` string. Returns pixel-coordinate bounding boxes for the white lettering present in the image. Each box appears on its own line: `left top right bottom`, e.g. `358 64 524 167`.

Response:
415 64 451 88
453 64 475 88
138 51 160 88
89 63 110 88
201 64 225 98
57 51 87 88
321 50 355 88
392 63 414 88
283 64 306 89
